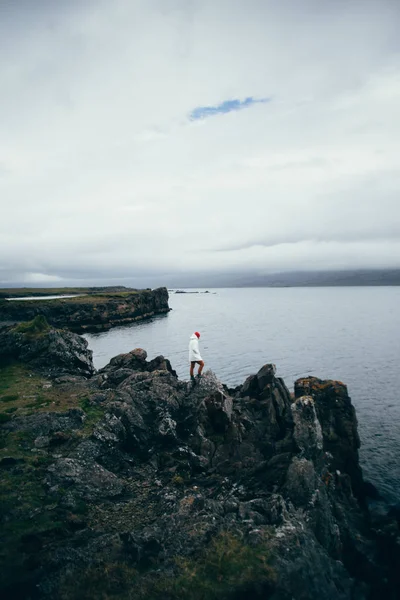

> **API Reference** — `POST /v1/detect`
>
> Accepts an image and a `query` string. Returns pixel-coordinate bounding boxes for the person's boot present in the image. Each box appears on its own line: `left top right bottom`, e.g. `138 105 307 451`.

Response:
191 375 196 385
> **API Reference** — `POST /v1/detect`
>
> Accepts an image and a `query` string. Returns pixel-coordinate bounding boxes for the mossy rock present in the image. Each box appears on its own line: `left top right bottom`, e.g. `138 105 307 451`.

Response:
14 315 51 337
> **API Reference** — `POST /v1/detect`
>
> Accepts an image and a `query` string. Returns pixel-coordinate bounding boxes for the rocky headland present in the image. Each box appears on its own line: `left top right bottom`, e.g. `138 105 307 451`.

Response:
0 320 399 600
0 286 144 299
0 287 170 333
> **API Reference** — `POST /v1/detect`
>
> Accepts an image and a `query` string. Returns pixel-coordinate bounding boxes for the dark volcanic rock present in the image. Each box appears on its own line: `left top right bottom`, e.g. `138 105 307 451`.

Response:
47 458 125 501
0 323 95 377
295 376 363 499
96 347 177 387
3 408 86 436
0 349 398 600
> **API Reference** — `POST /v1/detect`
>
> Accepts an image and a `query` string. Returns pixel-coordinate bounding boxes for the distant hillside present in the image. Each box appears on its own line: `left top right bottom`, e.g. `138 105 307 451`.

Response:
2 269 399 291
227 269 400 287
166 268 400 288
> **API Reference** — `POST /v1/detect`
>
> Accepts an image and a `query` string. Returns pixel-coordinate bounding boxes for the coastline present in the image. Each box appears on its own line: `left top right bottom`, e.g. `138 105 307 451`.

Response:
0 287 170 333
0 319 399 599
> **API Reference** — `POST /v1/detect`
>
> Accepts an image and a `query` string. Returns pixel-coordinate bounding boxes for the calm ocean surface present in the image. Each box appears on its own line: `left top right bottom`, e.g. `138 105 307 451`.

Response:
83 287 400 504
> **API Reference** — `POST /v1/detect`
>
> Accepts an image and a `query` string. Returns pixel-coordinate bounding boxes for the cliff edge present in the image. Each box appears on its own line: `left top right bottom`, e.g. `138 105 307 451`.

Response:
0 287 170 333
0 324 399 599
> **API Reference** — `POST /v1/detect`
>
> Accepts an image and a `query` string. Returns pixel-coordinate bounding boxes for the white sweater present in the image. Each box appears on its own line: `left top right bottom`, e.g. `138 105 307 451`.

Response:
189 333 202 362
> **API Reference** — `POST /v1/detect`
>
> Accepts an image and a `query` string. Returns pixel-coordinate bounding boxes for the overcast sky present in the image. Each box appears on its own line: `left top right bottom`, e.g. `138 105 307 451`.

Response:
1 0 400 287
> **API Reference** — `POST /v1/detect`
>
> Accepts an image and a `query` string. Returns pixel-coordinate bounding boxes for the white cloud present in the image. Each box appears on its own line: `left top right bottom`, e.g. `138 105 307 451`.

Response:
0 0 400 284
24 273 64 283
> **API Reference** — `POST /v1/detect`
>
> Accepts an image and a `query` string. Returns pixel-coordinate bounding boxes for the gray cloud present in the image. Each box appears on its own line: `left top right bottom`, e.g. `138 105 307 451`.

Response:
1 0 400 286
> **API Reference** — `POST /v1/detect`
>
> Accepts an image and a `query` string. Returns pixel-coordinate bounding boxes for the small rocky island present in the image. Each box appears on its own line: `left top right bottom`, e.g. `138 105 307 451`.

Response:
0 318 399 599
0 287 170 333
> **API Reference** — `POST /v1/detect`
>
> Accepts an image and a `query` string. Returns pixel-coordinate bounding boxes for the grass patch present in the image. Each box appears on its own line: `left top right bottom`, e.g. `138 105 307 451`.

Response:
60 531 276 600
1 394 19 403
167 531 276 599
0 364 104 597
0 363 104 444
0 429 34 460
14 315 50 336
79 396 105 433
59 291 142 305
0 430 71 594
0 286 143 298
0 398 92 595
0 363 92 422
4 293 142 310
0 461 67 593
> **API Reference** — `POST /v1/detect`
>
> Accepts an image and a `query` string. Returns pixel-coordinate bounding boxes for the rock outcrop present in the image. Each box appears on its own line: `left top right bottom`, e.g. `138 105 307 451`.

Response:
0 317 95 377
0 286 142 299
0 330 399 600
0 287 170 333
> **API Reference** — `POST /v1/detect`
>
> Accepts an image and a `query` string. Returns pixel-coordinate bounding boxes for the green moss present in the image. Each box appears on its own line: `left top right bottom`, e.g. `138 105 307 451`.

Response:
0 393 19 403
14 315 50 336
79 396 105 432
166 531 275 599
171 474 185 486
0 366 104 595
0 367 13 395
0 456 67 592
60 531 276 600
0 363 92 420
0 412 74 592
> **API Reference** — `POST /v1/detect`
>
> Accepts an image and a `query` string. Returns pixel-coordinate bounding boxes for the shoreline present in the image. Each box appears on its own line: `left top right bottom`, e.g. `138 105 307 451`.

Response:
0 287 170 333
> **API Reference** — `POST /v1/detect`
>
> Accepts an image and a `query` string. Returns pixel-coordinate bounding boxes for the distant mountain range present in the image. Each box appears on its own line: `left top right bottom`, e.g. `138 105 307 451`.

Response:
223 269 400 287
166 268 400 288
2 269 400 291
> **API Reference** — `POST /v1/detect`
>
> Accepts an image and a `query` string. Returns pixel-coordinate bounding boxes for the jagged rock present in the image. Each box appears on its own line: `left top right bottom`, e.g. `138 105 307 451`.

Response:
98 348 177 384
268 522 357 600
1 350 398 600
0 323 95 377
257 363 277 388
34 435 50 449
204 389 233 432
47 457 125 501
284 456 319 507
130 348 148 361
99 348 148 373
3 408 86 436
295 376 363 499
92 413 127 445
238 364 293 444
291 395 323 460
147 355 176 375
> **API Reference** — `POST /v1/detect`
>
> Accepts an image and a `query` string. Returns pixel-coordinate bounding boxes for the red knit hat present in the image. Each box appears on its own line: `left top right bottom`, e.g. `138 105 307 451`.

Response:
195 331 200 338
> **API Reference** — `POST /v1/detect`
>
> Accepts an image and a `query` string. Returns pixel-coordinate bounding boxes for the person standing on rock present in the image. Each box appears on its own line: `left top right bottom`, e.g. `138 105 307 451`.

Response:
189 331 204 382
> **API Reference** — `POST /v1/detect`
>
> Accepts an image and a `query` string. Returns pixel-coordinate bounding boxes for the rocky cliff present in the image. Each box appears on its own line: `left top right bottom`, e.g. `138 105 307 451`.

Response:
0 324 399 600
0 286 141 299
0 287 170 333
